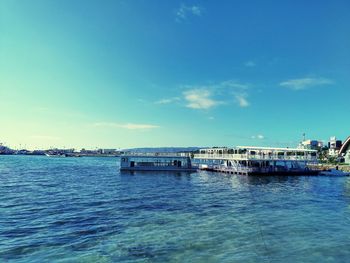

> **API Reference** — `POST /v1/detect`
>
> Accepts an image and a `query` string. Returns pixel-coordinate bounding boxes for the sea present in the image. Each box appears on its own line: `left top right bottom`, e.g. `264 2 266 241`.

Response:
1 155 350 263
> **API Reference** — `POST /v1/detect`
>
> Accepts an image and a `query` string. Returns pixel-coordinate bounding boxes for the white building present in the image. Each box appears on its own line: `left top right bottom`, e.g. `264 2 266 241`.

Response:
345 151 350 164
328 136 342 157
299 140 321 150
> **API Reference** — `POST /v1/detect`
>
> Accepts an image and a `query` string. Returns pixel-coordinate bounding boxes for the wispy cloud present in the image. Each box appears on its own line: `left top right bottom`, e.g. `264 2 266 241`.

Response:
220 80 249 90
175 4 203 22
94 122 160 130
251 134 265 140
280 77 333 90
183 89 221 109
154 97 181 105
220 80 250 107
179 80 250 110
244 61 256 67
234 93 250 107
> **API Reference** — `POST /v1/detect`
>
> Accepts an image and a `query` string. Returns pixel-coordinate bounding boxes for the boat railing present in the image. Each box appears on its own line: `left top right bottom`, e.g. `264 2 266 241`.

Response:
211 165 256 173
123 152 192 157
193 153 317 161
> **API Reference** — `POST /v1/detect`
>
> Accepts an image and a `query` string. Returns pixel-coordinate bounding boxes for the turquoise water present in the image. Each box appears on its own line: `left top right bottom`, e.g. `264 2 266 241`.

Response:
1 155 350 263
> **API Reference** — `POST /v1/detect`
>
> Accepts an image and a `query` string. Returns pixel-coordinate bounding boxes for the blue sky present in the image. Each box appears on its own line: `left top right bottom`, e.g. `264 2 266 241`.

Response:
1 0 349 149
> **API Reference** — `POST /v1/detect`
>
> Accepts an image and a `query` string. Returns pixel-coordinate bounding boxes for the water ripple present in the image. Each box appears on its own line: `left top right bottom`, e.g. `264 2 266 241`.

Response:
1 155 350 262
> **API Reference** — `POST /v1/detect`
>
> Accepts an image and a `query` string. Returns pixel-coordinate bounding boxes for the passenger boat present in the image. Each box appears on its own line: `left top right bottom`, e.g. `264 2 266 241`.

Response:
193 146 319 175
120 152 197 172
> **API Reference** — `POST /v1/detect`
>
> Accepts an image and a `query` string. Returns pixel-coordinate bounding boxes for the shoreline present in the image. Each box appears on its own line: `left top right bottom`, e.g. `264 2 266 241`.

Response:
0 153 120 158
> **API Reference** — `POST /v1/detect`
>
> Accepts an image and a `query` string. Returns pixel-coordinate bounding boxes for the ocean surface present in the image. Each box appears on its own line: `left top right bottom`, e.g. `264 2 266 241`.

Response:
1 155 350 263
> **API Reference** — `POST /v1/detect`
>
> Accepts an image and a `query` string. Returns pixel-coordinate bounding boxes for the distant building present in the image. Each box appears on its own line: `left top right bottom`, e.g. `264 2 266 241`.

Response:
47 148 75 154
80 148 96 154
299 140 322 150
328 136 342 157
101 149 119 154
345 151 350 164
16 149 30 155
339 137 350 163
32 150 45 155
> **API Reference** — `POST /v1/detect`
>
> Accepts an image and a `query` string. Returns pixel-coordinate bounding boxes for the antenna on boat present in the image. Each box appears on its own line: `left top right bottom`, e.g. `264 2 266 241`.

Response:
302 133 306 142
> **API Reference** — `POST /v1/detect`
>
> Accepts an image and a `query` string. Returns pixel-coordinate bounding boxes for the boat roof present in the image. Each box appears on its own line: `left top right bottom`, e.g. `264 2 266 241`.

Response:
122 152 191 157
237 146 317 152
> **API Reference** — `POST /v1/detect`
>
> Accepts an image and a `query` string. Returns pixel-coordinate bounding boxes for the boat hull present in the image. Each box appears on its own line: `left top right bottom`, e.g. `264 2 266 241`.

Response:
120 166 197 172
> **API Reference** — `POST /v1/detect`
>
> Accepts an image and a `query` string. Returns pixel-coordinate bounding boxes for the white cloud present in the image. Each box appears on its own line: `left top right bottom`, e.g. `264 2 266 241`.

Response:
154 97 180 104
234 93 250 107
183 89 221 109
220 80 249 90
180 80 250 110
244 61 256 67
218 80 251 107
94 122 160 130
280 77 333 90
251 134 265 140
175 4 203 22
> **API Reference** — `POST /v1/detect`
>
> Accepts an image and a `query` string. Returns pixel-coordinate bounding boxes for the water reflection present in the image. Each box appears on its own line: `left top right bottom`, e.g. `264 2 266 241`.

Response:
121 170 194 176
246 175 300 186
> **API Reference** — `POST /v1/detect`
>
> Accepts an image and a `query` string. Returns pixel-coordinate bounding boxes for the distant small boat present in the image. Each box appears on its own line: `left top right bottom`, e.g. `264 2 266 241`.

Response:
45 153 67 158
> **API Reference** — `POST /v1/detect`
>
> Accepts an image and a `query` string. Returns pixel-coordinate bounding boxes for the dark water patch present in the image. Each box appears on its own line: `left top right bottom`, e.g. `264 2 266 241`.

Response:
0 243 43 259
1 227 44 238
126 245 159 259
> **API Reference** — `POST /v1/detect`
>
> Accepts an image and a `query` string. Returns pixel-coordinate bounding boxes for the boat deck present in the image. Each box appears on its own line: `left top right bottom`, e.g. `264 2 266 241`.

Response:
120 153 197 172
201 166 320 176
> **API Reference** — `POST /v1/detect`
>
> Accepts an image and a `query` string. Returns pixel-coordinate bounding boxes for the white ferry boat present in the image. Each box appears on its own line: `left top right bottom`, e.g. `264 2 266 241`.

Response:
120 152 197 172
45 153 67 158
193 146 319 175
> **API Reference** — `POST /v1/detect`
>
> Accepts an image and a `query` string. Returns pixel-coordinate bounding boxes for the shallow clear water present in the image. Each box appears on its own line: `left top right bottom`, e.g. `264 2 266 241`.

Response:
1 155 350 263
